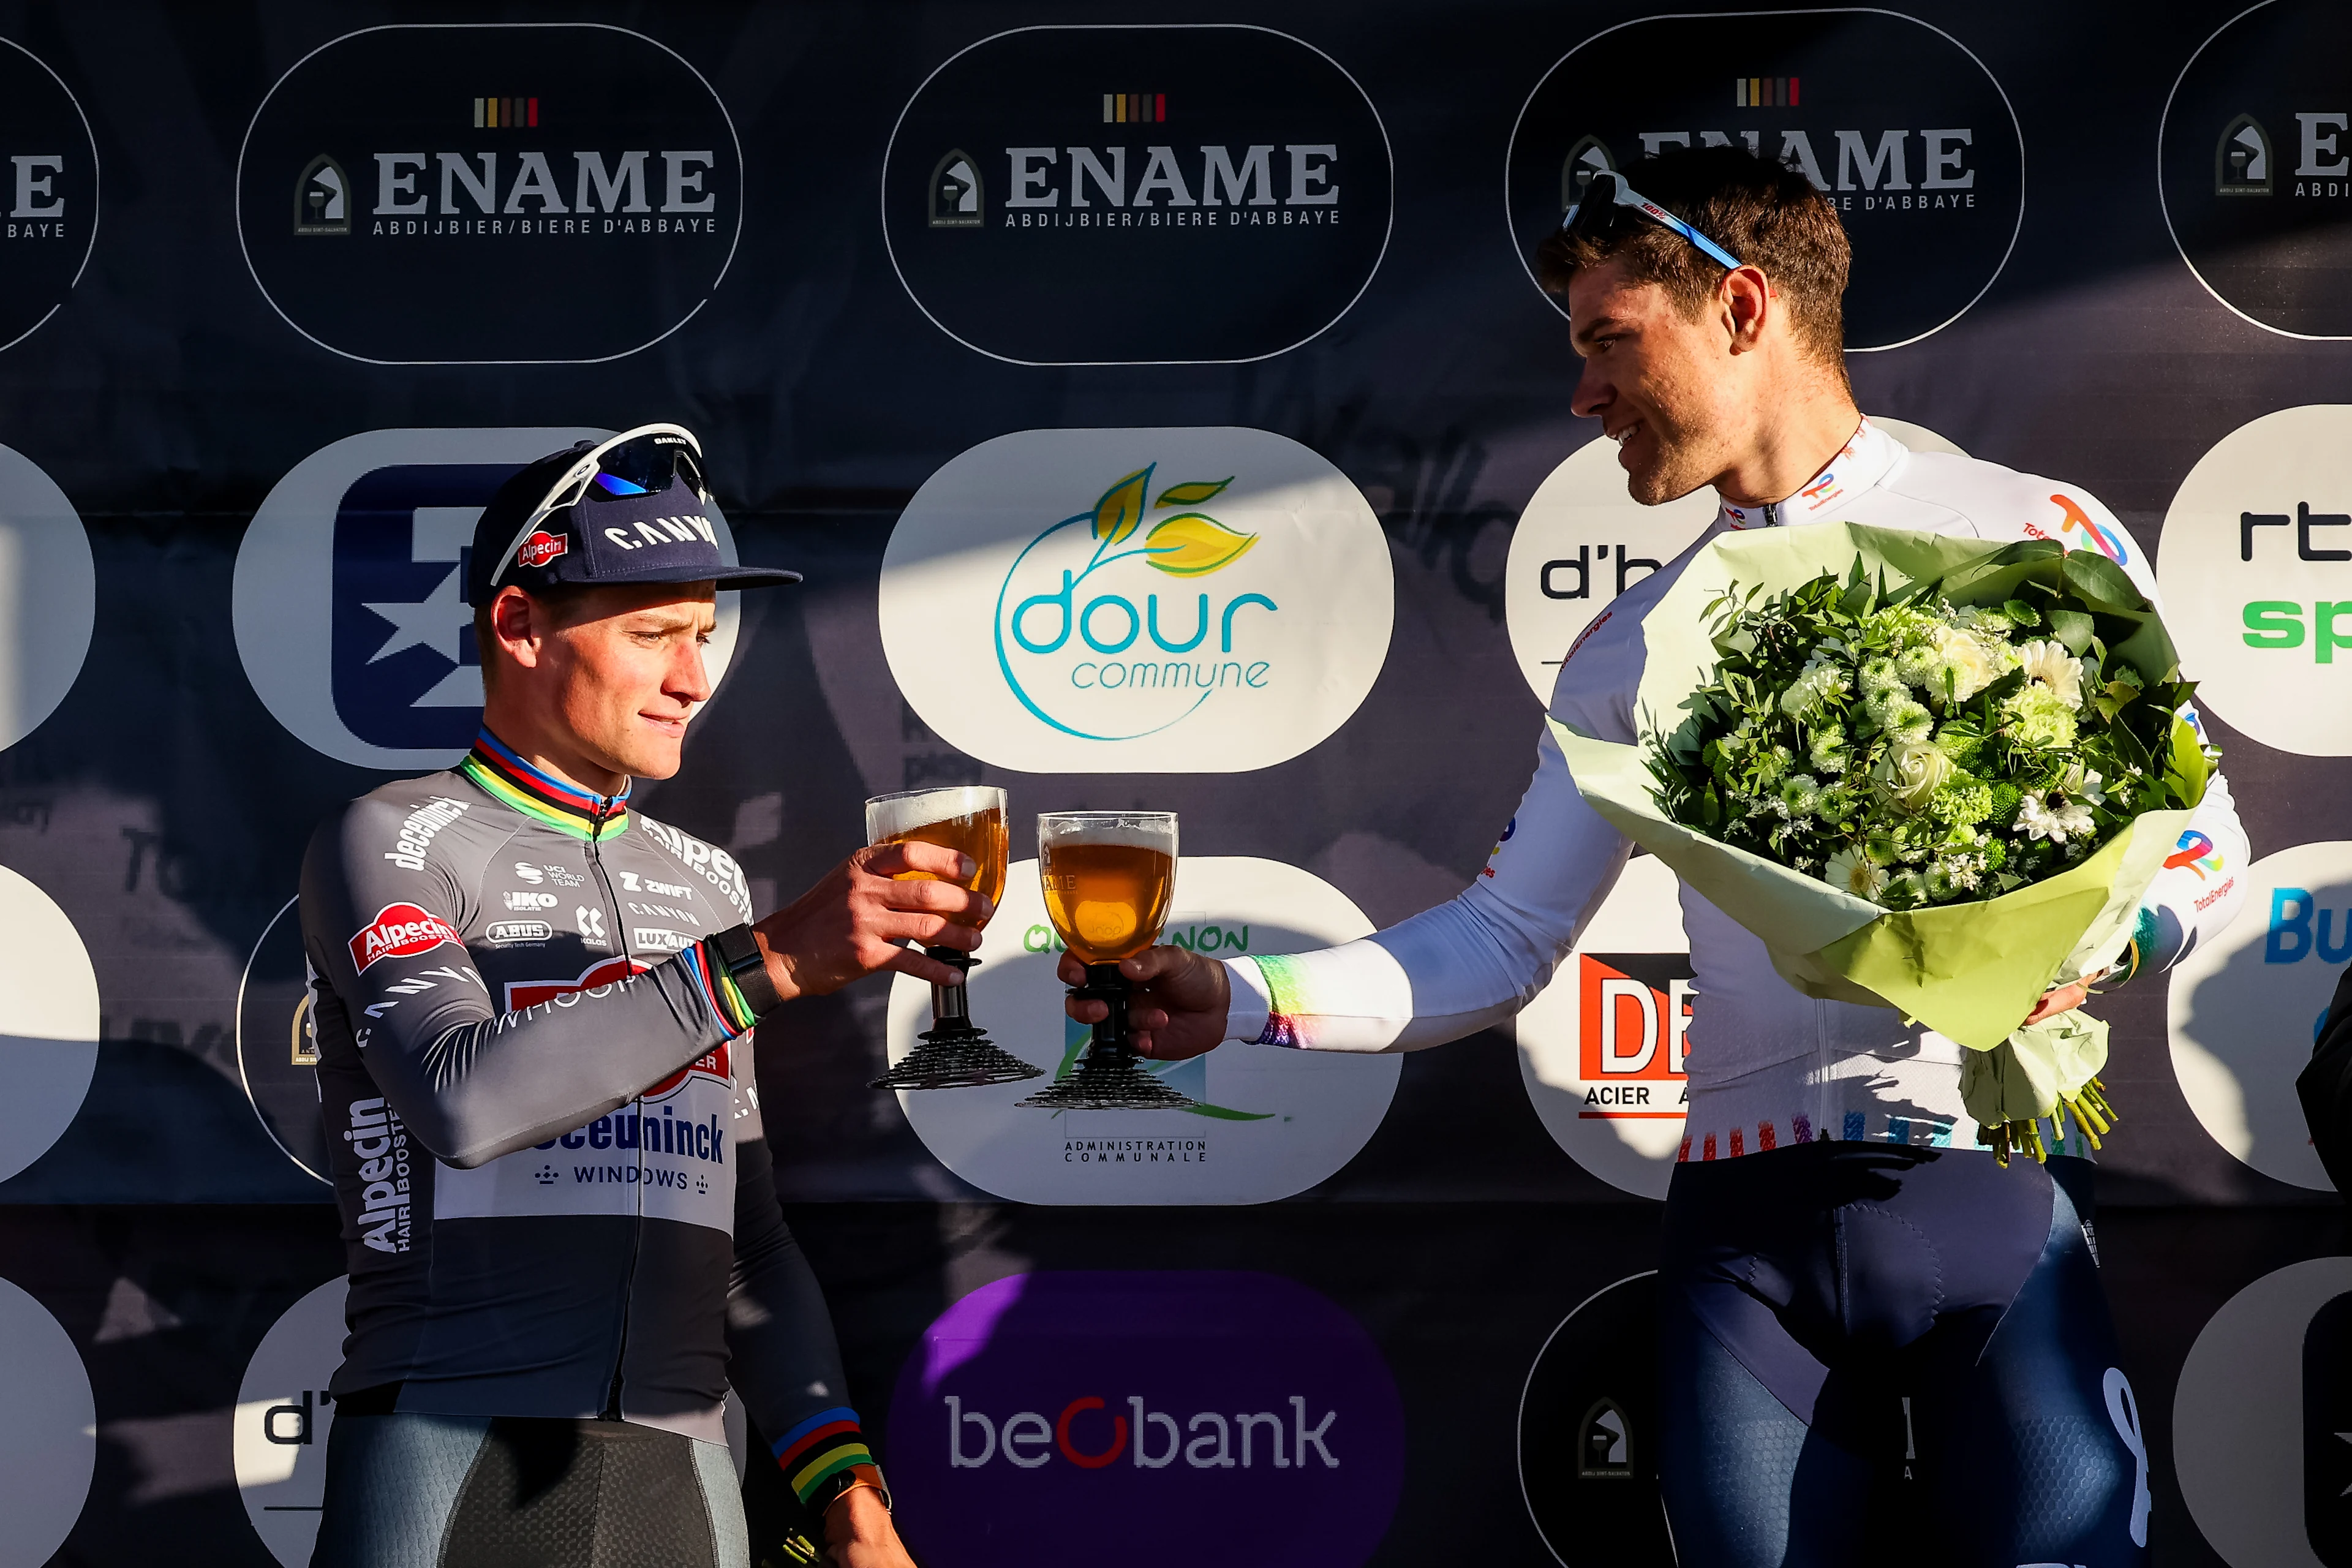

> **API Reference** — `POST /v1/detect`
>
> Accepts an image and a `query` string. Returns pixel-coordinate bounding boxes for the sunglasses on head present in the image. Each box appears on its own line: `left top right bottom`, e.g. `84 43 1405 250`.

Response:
1560 172 1744 272
489 423 710 592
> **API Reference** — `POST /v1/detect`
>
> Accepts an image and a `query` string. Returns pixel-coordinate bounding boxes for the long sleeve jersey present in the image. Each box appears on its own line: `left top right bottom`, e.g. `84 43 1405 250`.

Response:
1219 421 2250 1159
298 729 872 1507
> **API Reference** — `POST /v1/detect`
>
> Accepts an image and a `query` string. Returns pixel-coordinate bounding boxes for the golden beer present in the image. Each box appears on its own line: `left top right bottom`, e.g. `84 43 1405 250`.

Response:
1037 816 1178 964
866 788 1008 929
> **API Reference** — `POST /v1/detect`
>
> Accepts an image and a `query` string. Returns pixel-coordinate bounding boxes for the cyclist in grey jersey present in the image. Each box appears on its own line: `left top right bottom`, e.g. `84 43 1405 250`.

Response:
301 429 976 1567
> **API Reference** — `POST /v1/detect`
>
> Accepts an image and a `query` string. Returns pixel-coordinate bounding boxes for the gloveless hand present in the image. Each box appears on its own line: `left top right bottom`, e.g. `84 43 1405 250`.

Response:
753 841 992 1001
1058 944 1232 1060
824 1485 916 1568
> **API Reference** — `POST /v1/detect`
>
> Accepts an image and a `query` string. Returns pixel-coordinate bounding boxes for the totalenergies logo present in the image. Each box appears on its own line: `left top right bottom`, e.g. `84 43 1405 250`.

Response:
2051 492 2129 565
995 464 1276 740
2167 829 2225 880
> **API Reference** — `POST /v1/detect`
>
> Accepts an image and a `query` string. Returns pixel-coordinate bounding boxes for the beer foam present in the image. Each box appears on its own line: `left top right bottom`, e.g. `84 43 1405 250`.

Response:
1036 818 1177 853
865 786 1004 842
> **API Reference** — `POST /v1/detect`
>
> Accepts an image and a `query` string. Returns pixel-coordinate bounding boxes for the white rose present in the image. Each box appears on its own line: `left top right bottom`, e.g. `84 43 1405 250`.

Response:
1873 741 1954 810
1932 627 2000 701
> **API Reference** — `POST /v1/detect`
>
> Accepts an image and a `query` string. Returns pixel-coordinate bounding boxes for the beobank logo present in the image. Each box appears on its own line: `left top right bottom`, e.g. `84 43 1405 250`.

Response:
1515 856 1690 1200
1502 419 1962 703
881 25 1392 364
232 429 744 768
2169 840 2340 1191
1506 10 2023 351
888 856 1400 1205
880 428 1392 773
347 902 460 972
2157 405 2352 755
889 1272 1403 1568
236 24 741 364
2160 0 2352 338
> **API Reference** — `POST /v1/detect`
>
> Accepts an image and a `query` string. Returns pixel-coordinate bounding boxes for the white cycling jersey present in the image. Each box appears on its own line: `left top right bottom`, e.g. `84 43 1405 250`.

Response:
1220 420 2250 1160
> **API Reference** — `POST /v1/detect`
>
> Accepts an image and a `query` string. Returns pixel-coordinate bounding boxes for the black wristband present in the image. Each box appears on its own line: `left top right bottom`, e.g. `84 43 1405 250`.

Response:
707 922 782 1020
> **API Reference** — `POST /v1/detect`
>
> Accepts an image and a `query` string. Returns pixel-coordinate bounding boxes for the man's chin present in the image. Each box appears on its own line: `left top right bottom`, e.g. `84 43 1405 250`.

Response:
616 731 688 781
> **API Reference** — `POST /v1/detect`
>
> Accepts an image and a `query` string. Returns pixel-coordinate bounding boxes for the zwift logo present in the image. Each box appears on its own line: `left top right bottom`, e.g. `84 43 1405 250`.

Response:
995 464 1273 741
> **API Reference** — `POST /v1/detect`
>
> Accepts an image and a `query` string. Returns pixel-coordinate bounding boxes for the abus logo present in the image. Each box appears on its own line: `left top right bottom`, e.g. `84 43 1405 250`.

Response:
889 1273 1403 1568
348 902 461 972
232 429 744 767
1502 420 1964 703
882 25 1392 364
236 24 741 363
2162 0 2352 337
1517 856 1690 1200
1507 10 2023 350
888 857 1400 1205
0 37 97 354
2155 405 2352 755
881 428 1391 772
2170 841 2344 1191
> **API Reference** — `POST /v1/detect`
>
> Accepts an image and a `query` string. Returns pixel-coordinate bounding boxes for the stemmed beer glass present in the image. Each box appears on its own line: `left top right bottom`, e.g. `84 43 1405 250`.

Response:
1017 810 1197 1111
865 786 1042 1090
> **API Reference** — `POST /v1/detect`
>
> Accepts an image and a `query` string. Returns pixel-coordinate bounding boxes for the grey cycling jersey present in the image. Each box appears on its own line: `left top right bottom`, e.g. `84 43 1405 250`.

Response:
299 728 875 1502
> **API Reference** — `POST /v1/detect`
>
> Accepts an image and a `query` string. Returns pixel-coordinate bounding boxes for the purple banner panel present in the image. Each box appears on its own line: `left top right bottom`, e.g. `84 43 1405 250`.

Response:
889 1270 1405 1567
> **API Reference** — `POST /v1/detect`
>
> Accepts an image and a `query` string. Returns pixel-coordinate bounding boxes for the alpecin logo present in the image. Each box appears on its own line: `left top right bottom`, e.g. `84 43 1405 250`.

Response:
347 902 461 972
237 24 742 364
996 464 1268 741
516 529 567 568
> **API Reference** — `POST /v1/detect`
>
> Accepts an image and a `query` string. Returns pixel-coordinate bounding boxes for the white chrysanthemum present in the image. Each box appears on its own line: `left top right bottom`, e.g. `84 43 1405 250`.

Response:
1858 655 1905 696
2015 792 2058 840
2053 799 2095 840
1778 657 1849 721
1824 845 1887 900
2018 639 2085 709
1778 774 1823 816
1881 697 1934 744
1808 731 1849 774
2014 791 2094 844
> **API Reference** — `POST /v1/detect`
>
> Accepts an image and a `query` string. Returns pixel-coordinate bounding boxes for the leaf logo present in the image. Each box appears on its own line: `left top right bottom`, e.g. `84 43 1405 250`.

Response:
1147 513 1258 576
1092 466 1152 544
1155 477 1232 508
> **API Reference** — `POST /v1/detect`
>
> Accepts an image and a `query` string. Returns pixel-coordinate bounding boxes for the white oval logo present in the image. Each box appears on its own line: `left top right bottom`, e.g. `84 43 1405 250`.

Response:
0 1275 93 1566
1502 420 1964 703
0 442 94 751
232 429 745 768
1515 856 1689 1199
888 855 1400 1203
0 861 99 1183
2169 840 2337 1191
880 428 1392 773
2157 405 2352 755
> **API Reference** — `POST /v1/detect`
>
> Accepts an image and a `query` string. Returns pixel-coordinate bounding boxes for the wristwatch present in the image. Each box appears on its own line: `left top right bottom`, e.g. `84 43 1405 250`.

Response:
809 1461 891 1518
707 923 783 1019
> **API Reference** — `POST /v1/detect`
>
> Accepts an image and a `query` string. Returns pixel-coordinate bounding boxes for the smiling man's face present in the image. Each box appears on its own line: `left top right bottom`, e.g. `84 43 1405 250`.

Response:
1565 257 1754 506
536 581 718 782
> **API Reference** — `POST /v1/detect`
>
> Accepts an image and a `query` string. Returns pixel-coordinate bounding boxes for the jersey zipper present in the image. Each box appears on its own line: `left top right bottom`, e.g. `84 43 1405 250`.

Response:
585 794 641 1422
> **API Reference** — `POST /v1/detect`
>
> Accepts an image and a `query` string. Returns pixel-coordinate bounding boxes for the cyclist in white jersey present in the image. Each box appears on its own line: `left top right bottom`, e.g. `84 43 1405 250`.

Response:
1070 148 2247 1564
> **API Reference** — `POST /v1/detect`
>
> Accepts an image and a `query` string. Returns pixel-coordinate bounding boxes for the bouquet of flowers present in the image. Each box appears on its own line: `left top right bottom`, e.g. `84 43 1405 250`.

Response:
1551 523 2214 1163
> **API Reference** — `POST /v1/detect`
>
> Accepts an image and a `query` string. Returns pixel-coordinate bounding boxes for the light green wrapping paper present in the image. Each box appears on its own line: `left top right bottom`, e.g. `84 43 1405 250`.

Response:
1550 521 2199 1058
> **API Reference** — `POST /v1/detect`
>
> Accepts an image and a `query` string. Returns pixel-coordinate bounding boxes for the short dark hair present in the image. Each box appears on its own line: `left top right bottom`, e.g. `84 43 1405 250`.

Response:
1535 144 1851 371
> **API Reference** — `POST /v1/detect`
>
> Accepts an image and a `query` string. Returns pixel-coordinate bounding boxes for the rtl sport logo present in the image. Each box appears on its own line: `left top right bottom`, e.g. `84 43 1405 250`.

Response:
0 37 97 353
1507 10 2024 350
889 1273 1404 1568
238 24 742 363
2162 0 2352 337
883 24 1393 364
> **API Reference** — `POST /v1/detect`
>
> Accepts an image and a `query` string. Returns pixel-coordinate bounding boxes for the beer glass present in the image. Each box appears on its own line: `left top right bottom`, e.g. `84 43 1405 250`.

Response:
864 786 1041 1090
1018 810 1196 1111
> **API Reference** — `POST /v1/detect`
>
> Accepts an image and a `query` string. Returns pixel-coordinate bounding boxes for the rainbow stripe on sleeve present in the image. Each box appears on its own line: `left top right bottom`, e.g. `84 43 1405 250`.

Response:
1247 954 1310 1048
771 1405 874 1506
679 941 761 1034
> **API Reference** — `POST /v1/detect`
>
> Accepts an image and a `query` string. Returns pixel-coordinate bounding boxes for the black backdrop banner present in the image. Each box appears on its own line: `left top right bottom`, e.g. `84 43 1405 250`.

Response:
0 2 2346 1564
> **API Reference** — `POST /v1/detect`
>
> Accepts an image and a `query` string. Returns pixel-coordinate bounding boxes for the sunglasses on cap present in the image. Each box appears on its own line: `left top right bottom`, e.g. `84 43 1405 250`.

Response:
488 423 712 593
1560 172 1744 272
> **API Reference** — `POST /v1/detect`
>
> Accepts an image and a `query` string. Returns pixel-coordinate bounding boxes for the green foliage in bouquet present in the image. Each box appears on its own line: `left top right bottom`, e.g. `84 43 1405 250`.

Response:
1643 543 2210 918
